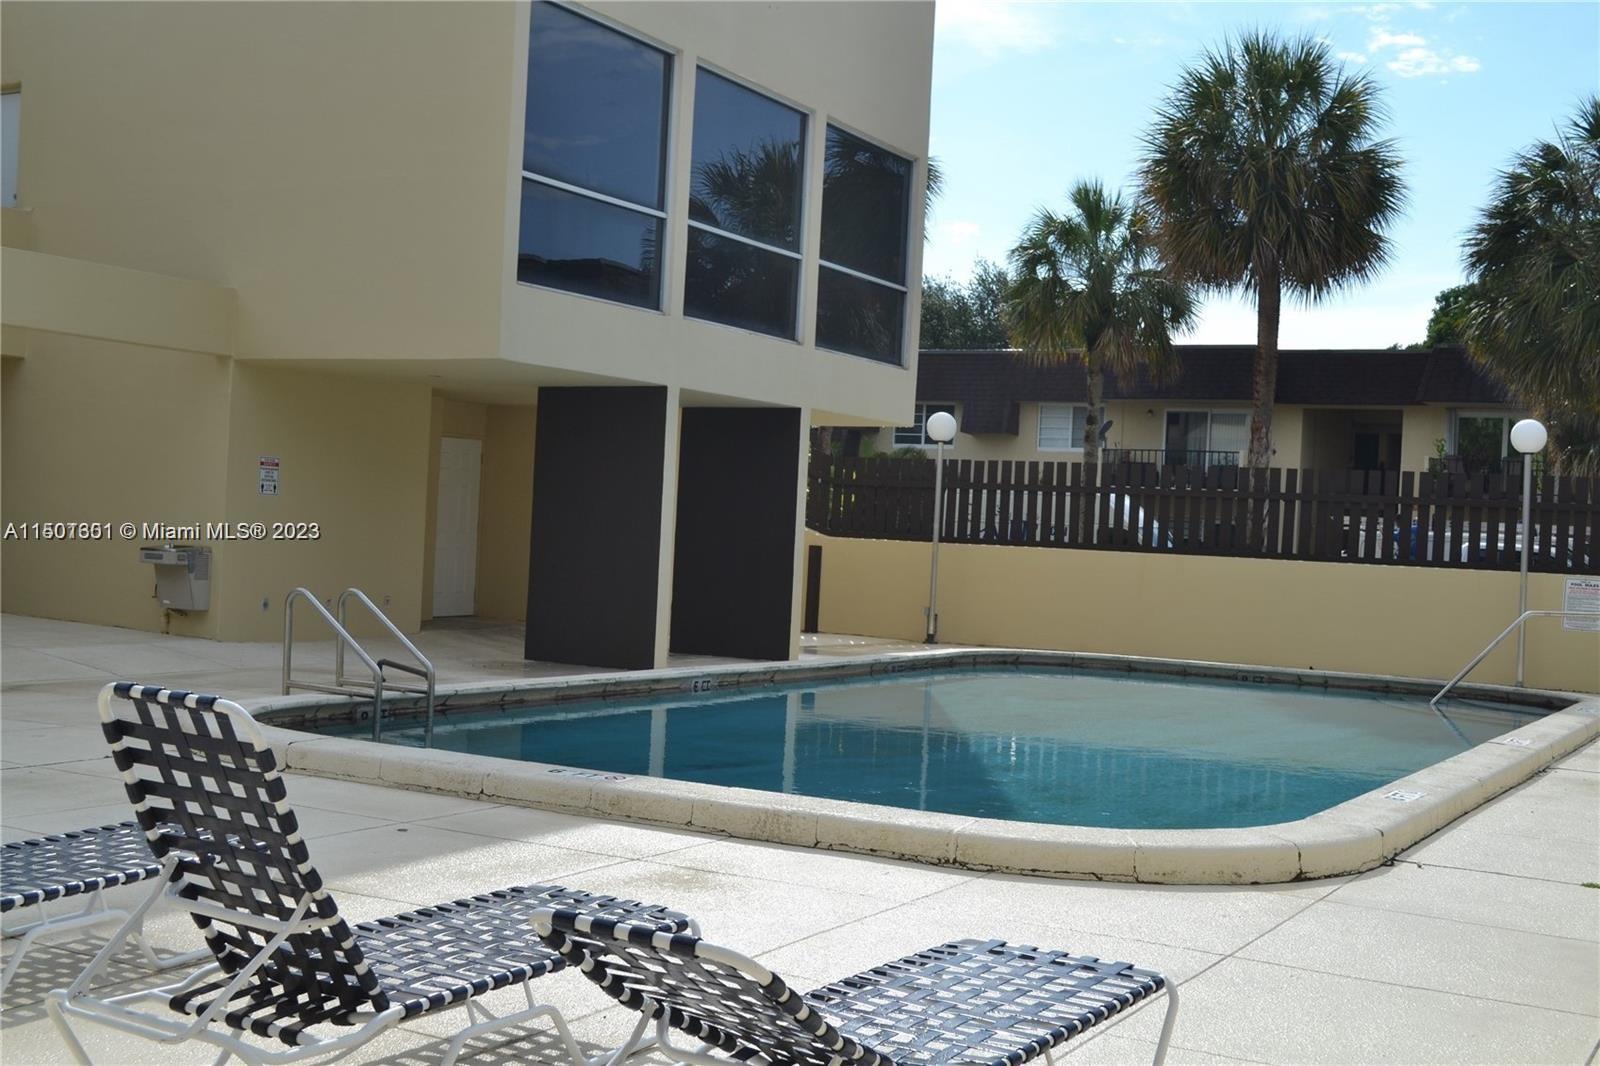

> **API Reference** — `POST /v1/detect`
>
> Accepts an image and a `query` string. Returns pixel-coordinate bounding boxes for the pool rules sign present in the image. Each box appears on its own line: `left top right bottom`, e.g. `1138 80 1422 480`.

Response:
258 456 280 496
1564 578 1600 631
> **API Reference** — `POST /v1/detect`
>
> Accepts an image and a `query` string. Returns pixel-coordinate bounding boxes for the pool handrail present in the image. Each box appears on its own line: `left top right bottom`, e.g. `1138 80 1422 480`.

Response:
337 587 436 745
281 587 434 743
1430 609 1600 709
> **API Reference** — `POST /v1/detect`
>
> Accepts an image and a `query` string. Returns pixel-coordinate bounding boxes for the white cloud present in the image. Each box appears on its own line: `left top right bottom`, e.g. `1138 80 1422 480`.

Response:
935 0 1056 60
938 220 982 242
922 220 988 280
1368 29 1427 49
1362 27 1480 79
1337 50 1369 63
1386 46 1481 77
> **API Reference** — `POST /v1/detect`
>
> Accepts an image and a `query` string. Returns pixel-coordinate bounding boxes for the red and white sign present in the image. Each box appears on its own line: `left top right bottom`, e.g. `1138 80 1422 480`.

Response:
258 456 280 497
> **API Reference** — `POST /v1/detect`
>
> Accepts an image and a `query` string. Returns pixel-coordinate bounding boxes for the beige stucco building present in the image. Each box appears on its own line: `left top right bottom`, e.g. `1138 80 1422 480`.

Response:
1 1 937 665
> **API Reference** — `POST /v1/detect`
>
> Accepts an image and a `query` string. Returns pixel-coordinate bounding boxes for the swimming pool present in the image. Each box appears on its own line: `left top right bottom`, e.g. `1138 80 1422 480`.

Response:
316 667 1540 829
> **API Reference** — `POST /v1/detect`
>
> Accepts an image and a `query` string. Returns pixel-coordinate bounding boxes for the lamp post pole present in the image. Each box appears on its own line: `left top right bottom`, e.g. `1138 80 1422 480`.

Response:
925 438 945 643
1509 418 1549 687
1516 454 1532 686
923 411 958 643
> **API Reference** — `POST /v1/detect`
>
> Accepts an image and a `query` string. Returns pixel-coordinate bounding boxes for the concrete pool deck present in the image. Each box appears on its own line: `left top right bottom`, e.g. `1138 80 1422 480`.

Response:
2 613 1597 1064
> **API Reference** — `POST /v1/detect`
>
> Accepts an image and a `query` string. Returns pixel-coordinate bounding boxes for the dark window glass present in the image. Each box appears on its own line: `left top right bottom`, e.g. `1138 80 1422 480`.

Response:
819 126 911 284
689 69 805 251
524 2 670 210
517 181 661 309
684 229 799 339
815 266 905 364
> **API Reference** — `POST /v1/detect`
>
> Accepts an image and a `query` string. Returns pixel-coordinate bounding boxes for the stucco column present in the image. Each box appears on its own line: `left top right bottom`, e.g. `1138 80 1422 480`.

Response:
652 385 682 669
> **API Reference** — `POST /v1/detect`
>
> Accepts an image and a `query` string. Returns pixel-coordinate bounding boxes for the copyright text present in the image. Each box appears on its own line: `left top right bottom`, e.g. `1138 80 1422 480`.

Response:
3 522 322 541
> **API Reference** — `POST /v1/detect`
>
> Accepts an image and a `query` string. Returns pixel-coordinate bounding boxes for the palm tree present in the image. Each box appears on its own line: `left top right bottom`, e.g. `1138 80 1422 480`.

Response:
1004 180 1197 467
1461 96 1600 473
1140 32 1406 467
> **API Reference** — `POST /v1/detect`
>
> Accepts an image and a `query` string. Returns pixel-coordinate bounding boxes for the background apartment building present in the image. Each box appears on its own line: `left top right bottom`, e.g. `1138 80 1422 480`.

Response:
1 1 937 667
875 347 1525 475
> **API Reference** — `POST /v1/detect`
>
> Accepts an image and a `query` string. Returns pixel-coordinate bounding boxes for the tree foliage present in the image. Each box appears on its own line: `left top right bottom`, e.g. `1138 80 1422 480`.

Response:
1140 32 1406 466
1004 181 1197 465
1401 284 1476 350
1460 96 1600 472
919 259 1013 349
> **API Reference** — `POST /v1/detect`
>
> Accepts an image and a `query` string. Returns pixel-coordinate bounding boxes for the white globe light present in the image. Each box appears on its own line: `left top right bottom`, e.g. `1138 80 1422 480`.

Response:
1509 418 1548 454
926 411 958 443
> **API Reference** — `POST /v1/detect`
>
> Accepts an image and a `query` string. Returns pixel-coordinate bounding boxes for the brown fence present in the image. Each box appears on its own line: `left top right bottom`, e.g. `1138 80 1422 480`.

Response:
805 452 1600 573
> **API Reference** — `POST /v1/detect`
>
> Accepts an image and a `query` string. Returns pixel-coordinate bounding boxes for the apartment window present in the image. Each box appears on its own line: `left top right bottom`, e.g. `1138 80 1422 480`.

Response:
1165 410 1247 464
815 126 912 365
2 88 18 208
684 69 805 339
1037 404 1091 451
1451 410 1520 471
893 403 956 447
518 3 670 309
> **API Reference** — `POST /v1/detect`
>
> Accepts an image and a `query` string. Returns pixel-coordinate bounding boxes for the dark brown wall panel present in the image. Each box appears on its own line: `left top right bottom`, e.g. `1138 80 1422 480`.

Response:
670 407 801 661
526 386 667 669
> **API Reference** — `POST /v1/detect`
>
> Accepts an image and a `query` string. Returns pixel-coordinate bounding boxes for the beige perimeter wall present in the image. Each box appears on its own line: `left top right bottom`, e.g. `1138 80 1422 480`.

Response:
808 532 1600 693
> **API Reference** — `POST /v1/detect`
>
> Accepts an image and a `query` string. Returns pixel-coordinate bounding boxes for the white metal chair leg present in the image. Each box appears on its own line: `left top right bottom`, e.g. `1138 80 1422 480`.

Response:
439 1000 587 1066
1151 982 1180 1066
590 1012 652 1066
1 871 207 997
0 891 131 997
45 992 96 1066
129 908 210 972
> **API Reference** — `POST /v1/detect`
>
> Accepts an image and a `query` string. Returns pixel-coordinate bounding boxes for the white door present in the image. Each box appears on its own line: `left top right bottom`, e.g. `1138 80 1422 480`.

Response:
433 437 482 617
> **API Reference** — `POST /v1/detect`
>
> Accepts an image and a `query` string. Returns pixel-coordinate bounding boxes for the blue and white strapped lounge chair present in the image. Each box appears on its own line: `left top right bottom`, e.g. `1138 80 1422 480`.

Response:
533 907 1181 1066
1 822 204 995
47 683 694 1066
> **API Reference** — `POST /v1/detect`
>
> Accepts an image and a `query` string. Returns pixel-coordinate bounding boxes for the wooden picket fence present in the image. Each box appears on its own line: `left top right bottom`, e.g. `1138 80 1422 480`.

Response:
805 451 1600 572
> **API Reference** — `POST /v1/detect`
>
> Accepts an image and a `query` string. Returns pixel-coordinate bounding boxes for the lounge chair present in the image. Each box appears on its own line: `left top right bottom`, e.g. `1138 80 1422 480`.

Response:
2 821 205 995
532 907 1181 1066
47 683 694 1066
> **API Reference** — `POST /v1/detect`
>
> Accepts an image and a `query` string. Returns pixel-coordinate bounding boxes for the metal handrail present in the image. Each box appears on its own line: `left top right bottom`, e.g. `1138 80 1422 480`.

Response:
283 588 388 740
336 587 436 745
1430 610 1600 708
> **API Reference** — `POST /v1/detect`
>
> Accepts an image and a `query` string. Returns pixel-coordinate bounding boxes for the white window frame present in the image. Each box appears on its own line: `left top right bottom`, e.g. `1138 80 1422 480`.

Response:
1036 403 1090 452
1163 408 1248 462
517 2 677 313
892 403 956 448
683 64 808 342
815 120 916 367
1449 409 1526 459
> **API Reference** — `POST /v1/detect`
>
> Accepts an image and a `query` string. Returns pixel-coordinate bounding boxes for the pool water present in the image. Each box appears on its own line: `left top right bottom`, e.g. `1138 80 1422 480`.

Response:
329 669 1538 829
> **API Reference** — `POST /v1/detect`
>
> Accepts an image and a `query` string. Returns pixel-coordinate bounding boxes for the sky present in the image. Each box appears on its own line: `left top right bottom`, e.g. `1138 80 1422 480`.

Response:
923 0 1600 349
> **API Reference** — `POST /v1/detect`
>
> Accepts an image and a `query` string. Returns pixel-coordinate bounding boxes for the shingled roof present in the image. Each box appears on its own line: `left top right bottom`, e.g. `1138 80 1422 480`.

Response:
917 346 1511 434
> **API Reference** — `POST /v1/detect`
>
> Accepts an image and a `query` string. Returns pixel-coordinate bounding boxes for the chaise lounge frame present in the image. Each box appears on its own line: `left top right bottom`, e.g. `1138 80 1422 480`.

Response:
533 907 1181 1066
47 683 695 1066
2 821 207 996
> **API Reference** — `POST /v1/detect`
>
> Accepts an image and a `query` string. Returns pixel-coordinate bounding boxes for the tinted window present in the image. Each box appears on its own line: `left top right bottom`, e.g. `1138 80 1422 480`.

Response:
815 267 905 364
689 70 805 251
524 3 670 210
517 181 661 309
684 229 800 339
819 126 911 284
